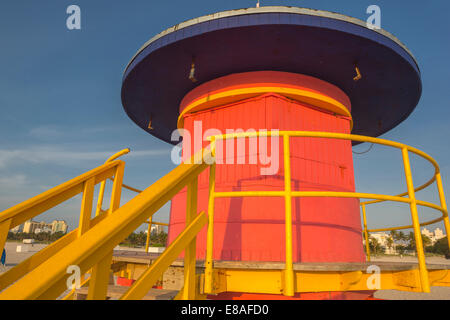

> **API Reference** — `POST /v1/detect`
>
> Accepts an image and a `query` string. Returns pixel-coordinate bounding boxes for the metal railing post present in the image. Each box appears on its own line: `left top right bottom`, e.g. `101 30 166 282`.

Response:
435 173 450 252
95 181 107 216
78 177 95 237
362 204 371 262
283 134 295 296
205 137 216 294
0 218 12 261
401 147 430 292
183 176 198 299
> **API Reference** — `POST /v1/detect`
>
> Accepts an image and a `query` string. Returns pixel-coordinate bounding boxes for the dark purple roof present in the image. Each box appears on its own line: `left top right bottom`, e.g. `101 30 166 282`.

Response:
121 7 421 145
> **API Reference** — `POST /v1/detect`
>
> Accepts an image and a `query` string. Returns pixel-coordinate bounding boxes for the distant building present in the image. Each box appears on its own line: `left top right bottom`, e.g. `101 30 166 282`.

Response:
23 219 68 234
51 220 68 234
35 227 52 234
151 224 165 235
370 232 395 254
145 224 165 235
421 227 446 244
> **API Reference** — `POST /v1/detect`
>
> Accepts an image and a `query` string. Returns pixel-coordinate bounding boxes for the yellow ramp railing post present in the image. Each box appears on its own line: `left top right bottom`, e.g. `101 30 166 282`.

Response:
78 177 95 237
283 134 295 297
87 161 125 299
0 218 12 260
362 204 371 262
121 212 207 300
183 176 198 299
435 173 450 252
401 147 430 293
145 217 152 253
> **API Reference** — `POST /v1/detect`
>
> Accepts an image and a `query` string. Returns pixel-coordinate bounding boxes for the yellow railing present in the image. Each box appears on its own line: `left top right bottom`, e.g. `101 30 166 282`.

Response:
0 154 125 294
204 131 450 295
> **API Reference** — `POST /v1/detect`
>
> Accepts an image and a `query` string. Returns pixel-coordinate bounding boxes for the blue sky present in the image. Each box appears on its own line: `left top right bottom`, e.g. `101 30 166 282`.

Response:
0 0 449 234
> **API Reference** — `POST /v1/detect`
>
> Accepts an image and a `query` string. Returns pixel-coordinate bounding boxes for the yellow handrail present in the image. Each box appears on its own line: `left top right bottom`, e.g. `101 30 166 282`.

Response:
0 159 125 266
204 130 450 295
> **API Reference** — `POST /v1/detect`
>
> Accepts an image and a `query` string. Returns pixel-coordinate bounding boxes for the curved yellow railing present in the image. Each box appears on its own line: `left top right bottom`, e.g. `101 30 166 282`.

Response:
204 130 450 295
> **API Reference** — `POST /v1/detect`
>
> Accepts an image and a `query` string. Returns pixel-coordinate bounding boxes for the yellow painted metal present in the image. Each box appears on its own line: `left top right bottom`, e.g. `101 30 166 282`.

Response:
87 252 113 300
0 218 11 257
78 177 95 237
206 130 448 294
0 161 120 229
361 204 370 262
95 148 129 216
0 130 448 299
207 267 450 295
436 173 450 252
145 217 152 253
108 162 125 215
88 161 124 299
0 213 107 291
183 177 198 300
282 134 294 296
207 131 439 172
368 216 445 233
120 212 207 300
147 221 168 226
177 86 353 130
61 275 90 300
204 161 216 294
401 147 430 293
95 181 107 217
0 149 210 300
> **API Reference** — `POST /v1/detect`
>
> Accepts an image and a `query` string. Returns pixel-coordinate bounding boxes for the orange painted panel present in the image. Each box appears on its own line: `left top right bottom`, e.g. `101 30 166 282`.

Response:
168 72 364 263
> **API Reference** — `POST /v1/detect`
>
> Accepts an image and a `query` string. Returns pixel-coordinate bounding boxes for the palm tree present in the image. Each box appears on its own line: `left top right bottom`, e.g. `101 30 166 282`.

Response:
422 234 432 248
369 236 381 255
398 231 406 243
386 237 394 254
407 231 415 250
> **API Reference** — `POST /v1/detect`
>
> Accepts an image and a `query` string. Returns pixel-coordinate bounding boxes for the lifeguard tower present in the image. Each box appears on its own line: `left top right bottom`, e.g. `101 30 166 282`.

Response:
0 7 449 300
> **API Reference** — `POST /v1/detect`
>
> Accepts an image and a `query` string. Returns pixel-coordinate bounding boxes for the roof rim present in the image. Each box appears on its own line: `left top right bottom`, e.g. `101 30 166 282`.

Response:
123 6 419 74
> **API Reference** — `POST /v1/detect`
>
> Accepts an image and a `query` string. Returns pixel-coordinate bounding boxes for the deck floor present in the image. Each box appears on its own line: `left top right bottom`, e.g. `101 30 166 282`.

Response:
112 250 450 271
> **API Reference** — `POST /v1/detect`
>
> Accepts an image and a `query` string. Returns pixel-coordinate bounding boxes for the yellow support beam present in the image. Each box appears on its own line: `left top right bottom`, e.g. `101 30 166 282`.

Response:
0 150 210 300
0 160 120 228
0 218 11 257
204 161 216 294
361 204 371 262
0 213 108 292
183 177 198 300
401 147 430 293
436 173 450 252
78 177 95 237
145 217 152 253
282 134 294 297
87 252 113 300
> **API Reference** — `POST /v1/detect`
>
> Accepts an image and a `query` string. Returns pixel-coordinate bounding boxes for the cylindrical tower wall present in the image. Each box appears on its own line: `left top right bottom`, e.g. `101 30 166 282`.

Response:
168 71 365 263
